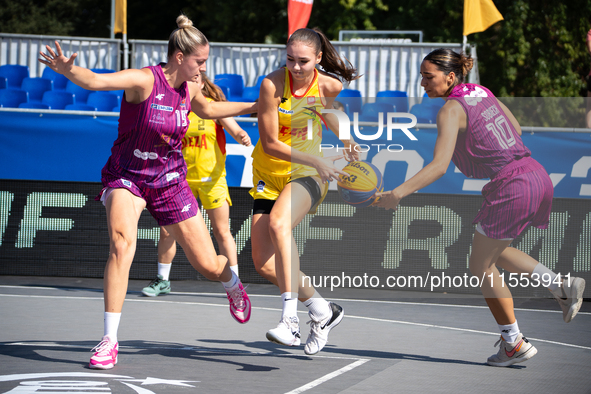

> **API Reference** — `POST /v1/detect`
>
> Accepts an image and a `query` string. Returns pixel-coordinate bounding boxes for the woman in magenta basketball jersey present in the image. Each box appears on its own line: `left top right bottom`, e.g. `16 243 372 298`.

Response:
375 48 585 367
39 14 255 370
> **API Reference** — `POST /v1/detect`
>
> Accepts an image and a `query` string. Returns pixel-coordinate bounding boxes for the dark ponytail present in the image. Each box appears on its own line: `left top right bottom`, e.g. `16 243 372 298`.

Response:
287 28 360 83
423 48 474 92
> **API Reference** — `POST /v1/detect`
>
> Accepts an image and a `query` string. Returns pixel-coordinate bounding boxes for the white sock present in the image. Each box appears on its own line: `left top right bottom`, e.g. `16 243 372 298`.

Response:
104 312 121 343
281 292 298 318
303 290 331 321
498 321 520 343
158 263 172 281
230 264 239 277
222 271 239 290
532 263 559 292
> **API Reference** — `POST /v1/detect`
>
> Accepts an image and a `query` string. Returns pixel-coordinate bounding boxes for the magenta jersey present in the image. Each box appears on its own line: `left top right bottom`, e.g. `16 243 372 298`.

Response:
448 83 530 179
101 63 191 189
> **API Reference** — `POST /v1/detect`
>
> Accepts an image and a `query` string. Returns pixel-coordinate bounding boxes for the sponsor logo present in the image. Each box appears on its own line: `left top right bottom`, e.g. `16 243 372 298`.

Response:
0 372 197 393
121 179 132 188
155 93 165 100
149 112 165 125
181 203 192 212
278 107 294 115
134 149 159 160
150 103 173 112
166 172 180 182
257 180 265 193
307 96 316 104
464 86 487 107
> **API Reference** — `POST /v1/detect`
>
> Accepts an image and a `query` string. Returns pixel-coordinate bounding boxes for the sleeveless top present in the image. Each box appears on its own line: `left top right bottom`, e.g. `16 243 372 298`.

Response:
251 68 325 177
183 97 227 185
101 63 191 188
447 83 530 179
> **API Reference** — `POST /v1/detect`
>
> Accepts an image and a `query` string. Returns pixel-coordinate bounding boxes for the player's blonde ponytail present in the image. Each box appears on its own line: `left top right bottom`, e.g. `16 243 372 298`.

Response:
167 14 208 59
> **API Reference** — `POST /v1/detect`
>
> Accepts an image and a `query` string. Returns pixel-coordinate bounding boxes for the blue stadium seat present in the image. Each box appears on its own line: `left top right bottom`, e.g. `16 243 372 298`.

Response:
337 89 362 116
0 89 28 108
241 75 265 102
66 81 93 104
376 90 409 113
91 68 116 74
217 85 231 101
65 103 96 111
42 90 75 109
42 67 69 90
86 92 119 111
359 102 397 122
0 77 6 89
19 102 50 109
0 65 29 88
410 103 439 124
214 73 244 101
421 95 445 110
21 77 53 102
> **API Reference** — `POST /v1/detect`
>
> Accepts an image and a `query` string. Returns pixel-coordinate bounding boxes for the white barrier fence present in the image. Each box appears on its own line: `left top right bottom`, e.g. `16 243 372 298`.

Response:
1 33 478 98
0 33 121 78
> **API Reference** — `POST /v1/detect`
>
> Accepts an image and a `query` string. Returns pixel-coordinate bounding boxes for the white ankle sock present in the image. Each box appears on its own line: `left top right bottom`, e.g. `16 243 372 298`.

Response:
498 321 520 343
303 290 331 321
230 264 239 277
532 263 559 292
222 271 239 290
104 312 121 343
281 292 298 318
158 263 172 281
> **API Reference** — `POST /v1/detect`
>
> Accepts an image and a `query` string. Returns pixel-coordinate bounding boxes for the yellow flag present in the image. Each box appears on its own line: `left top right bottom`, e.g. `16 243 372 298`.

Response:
114 0 127 35
463 0 503 36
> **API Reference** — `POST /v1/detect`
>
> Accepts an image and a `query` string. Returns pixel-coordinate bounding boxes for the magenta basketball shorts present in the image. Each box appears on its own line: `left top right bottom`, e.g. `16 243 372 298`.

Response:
473 157 553 240
96 178 199 226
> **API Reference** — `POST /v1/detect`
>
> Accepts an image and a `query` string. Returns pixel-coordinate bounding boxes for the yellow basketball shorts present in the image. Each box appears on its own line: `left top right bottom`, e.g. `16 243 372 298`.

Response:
187 177 232 210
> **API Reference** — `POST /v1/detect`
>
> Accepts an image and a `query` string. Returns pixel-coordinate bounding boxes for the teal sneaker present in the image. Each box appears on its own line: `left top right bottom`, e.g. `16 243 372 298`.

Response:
142 275 171 297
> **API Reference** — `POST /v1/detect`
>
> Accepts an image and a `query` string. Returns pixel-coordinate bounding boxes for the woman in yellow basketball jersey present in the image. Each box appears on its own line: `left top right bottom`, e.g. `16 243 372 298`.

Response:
251 27 359 355
143 73 251 297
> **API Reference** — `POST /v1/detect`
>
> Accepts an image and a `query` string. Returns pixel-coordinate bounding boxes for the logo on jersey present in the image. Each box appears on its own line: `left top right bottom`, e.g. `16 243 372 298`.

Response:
180 98 187 107
257 180 265 193
464 86 488 107
134 149 159 160
181 203 192 213
307 96 316 104
155 93 165 100
278 107 294 115
121 179 132 188
149 112 166 125
150 103 173 112
166 172 180 182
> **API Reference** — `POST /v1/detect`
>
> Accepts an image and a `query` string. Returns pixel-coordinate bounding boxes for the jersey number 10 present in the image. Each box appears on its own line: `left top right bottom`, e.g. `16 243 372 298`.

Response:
485 115 515 149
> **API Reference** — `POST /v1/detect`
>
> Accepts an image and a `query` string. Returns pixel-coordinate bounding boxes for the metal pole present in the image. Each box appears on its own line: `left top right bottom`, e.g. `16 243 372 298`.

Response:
110 0 115 39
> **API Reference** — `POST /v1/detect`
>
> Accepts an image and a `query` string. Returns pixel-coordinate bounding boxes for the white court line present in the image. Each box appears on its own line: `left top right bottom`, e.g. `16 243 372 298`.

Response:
2 285 588 316
285 359 370 394
1 292 590 351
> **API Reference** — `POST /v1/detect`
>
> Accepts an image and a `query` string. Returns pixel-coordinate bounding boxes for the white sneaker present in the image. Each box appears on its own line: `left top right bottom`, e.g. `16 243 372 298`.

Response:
304 302 344 355
487 333 537 367
551 276 586 323
266 316 301 346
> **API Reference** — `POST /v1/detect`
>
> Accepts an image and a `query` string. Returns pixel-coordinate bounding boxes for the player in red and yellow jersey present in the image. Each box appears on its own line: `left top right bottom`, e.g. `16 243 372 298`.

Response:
252 28 359 355
142 73 251 296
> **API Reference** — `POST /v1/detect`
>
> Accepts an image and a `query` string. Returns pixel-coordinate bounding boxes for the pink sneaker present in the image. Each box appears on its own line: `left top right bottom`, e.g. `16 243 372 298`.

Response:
226 281 251 323
89 335 118 369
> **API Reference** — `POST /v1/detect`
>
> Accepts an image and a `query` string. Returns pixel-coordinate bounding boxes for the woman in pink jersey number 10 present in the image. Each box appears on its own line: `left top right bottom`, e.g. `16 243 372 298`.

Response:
375 48 586 367
39 14 255 370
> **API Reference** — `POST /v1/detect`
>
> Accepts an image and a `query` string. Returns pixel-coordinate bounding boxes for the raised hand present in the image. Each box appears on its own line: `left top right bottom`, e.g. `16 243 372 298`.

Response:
39 41 78 75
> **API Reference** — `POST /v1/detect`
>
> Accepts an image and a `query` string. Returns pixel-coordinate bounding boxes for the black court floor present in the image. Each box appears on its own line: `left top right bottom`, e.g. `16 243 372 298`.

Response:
1 276 590 394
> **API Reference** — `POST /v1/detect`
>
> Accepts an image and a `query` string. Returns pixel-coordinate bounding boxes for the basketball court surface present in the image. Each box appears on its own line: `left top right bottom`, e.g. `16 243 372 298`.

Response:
1 276 590 393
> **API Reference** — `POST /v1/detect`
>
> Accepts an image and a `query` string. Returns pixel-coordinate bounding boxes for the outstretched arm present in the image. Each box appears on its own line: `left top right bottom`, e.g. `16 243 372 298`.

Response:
374 100 462 210
219 117 252 146
190 85 257 119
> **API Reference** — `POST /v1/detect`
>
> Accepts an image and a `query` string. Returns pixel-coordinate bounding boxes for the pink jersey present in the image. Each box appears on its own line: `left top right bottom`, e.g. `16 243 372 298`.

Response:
448 83 530 179
101 64 191 189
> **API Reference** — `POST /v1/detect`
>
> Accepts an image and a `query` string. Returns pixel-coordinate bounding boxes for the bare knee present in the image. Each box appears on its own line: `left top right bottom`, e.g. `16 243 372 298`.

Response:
199 255 227 281
212 225 232 245
110 231 136 262
268 214 290 241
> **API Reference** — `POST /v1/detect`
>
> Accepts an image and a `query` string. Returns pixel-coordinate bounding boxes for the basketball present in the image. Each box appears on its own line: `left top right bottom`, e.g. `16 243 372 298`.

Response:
337 161 384 208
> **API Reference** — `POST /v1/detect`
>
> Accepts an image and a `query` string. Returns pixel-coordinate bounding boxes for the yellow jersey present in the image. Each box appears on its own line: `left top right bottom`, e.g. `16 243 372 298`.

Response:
251 67 325 177
182 98 226 185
